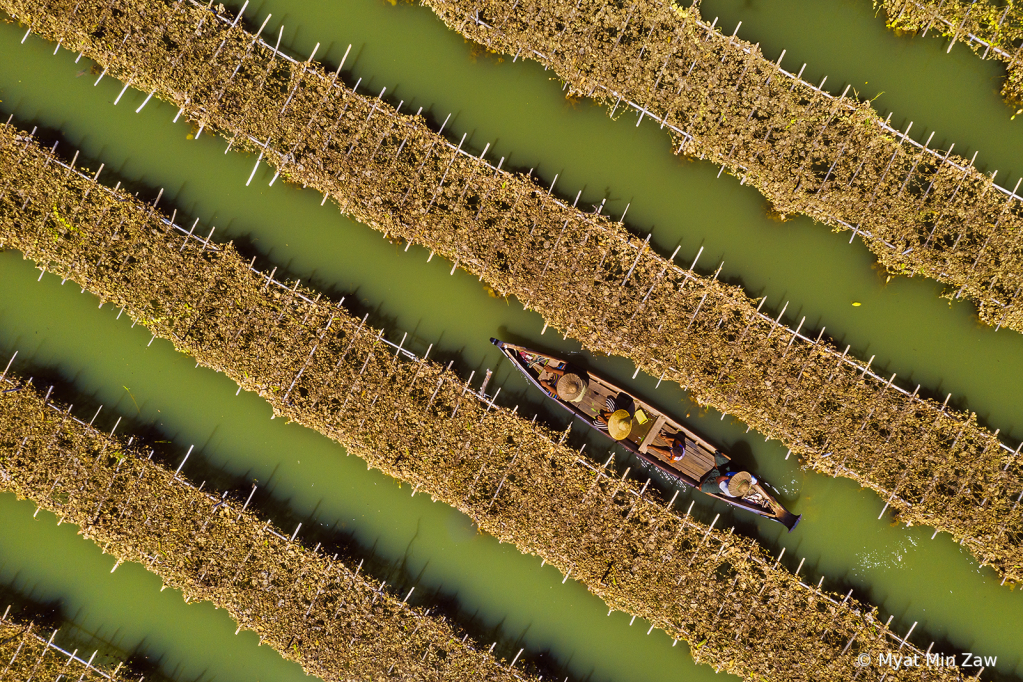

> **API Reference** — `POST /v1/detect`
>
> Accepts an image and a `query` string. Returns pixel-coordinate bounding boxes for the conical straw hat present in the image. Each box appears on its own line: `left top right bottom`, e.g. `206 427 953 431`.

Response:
556 373 588 403
727 471 754 497
607 409 633 440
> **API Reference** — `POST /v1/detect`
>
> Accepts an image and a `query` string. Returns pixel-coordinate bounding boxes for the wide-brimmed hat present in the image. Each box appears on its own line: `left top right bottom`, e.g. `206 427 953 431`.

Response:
727 471 754 497
607 409 633 440
556 373 588 403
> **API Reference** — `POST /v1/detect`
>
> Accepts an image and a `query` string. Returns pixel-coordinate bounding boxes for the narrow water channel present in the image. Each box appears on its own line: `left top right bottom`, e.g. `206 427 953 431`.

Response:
1 0 1022 678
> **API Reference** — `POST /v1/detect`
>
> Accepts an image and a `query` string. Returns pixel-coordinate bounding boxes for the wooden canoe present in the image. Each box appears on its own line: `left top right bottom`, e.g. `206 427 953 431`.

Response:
493 339 801 531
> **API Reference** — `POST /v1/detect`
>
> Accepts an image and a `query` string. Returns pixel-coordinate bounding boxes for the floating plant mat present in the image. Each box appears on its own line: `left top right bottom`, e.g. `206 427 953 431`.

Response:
415 0 1023 333
0 614 144 682
1 48 1021 583
0 369 963 682
878 0 1023 106
0 384 543 682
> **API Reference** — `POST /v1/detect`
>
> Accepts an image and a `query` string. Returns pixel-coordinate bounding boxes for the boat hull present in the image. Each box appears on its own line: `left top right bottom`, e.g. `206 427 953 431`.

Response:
492 338 801 531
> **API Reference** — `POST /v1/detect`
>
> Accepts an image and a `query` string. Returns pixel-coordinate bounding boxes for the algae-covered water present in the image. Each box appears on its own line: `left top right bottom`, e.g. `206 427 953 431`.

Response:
0 0 1021 679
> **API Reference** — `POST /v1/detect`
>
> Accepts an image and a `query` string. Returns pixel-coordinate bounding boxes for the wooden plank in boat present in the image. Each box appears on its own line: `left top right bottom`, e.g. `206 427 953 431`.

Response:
580 380 614 416
627 416 655 447
676 438 716 481
638 415 667 453
577 388 601 415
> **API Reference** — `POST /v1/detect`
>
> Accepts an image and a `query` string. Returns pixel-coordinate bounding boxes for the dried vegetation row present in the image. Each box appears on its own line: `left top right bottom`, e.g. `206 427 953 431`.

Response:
422 0 1023 333
0 3 1019 579
0 128 959 681
0 614 142 682
0 384 541 682
879 0 1023 105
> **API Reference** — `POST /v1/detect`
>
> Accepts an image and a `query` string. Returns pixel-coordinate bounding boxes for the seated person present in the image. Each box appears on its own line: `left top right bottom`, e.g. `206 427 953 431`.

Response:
540 366 591 407
699 452 757 498
592 393 635 432
537 365 567 398
646 431 687 462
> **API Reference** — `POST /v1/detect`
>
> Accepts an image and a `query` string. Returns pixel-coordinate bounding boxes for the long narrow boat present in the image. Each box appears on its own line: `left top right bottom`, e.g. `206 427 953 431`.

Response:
493 339 801 530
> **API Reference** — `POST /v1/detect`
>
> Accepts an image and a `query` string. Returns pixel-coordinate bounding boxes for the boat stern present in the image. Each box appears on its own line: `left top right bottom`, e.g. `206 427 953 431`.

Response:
780 511 802 532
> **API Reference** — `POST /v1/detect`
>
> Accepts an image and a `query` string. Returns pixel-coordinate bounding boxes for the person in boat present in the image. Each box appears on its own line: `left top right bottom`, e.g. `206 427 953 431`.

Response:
699 452 758 498
537 364 567 398
542 368 595 412
593 393 636 439
646 431 687 462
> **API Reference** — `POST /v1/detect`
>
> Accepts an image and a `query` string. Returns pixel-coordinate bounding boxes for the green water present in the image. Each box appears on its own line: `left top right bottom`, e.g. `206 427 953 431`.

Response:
0 0 1022 679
